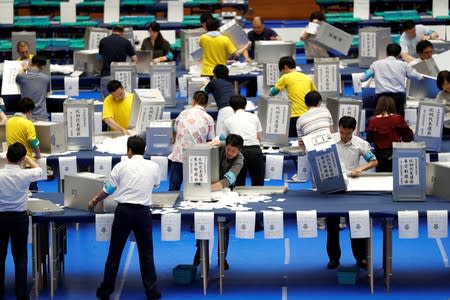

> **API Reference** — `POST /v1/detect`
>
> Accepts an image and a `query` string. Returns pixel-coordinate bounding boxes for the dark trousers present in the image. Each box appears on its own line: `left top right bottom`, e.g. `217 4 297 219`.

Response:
289 117 299 138
168 161 183 191
375 149 393 172
376 92 406 117
236 146 265 187
0 211 29 300
326 216 367 262
97 203 157 299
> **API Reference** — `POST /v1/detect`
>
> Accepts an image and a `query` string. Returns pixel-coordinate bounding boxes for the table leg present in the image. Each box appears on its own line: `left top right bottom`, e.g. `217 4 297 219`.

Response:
199 239 209 295
32 223 42 297
368 218 374 295
49 221 57 298
217 217 226 295
383 218 393 291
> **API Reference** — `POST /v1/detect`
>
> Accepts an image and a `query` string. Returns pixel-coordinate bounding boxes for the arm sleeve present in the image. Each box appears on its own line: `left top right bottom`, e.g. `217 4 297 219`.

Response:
219 153 244 188
226 38 237 56
204 80 213 94
102 98 114 120
273 76 286 93
126 40 136 57
25 167 44 183
27 123 39 148
397 116 414 142
399 34 409 54
361 141 376 162
365 119 374 143
405 64 423 80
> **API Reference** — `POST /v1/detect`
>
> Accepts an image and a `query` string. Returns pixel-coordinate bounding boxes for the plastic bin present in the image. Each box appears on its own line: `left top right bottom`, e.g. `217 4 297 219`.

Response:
172 265 197 285
337 266 359 285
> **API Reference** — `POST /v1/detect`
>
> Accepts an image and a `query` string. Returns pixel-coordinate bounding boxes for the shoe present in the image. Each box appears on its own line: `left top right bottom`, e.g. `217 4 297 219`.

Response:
147 289 162 300
193 249 200 266
327 260 340 269
96 288 109 300
357 259 368 270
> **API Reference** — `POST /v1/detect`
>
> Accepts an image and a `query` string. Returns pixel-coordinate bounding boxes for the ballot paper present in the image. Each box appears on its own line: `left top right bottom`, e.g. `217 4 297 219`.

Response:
352 73 364 94
161 213 181 241
265 155 284 180
94 156 112 178
296 210 318 238
60 2 76 23
194 212 214 240
235 211 256 239
36 158 48 181
263 211 284 239
103 0 120 24
151 156 168 181
96 214 114 241
433 0 449 18
438 153 450 162
51 112 64 123
305 22 319 35
58 156 77 180
427 210 448 238
64 76 79 97
398 210 419 239
0 0 13 24
167 1 183 22
1 60 22 95
296 155 311 182
349 210 370 238
353 0 370 20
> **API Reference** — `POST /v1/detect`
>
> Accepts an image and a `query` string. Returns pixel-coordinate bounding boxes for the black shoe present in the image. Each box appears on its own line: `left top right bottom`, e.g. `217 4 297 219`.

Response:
327 260 340 269
147 289 162 300
357 259 368 270
96 288 109 300
193 249 200 266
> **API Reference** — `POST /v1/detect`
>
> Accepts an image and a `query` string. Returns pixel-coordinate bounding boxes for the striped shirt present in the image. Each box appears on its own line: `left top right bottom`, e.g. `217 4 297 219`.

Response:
296 106 333 138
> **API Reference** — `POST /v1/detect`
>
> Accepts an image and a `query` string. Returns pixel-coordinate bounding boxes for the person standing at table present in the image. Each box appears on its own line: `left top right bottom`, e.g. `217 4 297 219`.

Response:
270 56 316 137
168 91 215 191
15 55 51 119
102 80 133 136
300 11 329 63
327 116 378 270
0 142 43 300
141 22 174 63
16 41 33 62
221 95 264 186
366 96 413 172
199 18 250 76
88 135 162 300
247 16 281 59
400 20 439 63
98 26 137 98
360 43 423 117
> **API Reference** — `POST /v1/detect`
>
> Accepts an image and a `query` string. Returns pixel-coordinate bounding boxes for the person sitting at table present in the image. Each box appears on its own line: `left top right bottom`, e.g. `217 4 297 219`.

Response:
193 134 244 270
300 11 329 64
270 56 316 137
102 80 133 136
0 108 7 124
141 22 174 63
366 96 413 172
327 116 378 270
203 64 235 134
16 41 33 62
400 20 439 63
0 142 43 300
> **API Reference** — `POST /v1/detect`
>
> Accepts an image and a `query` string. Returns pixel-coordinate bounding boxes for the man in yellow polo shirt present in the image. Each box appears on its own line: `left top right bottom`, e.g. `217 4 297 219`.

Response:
102 80 133 135
16 41 34 62
5 97 41 160
270 56 316 137
199 18 250 76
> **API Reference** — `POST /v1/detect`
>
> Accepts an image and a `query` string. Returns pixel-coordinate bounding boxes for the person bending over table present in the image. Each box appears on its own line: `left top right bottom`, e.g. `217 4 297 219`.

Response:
327 116 378 270
88 136 162 300
102 80 133 136
400 20 439 63
0 142 43 300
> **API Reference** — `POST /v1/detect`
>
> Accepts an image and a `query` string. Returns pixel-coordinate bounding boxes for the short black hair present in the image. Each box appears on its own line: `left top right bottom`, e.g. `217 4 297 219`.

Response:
127 135 145 155
229 95 246 111
112 26 125 33
416 40 433 54
206 18 220 32
338 116 357 130
386 43 401 57
304 91 322 107
437 70 450 90
31 55 46 68
213 64 229 79
107 80 123 93
16 41 29 51
193 91 209 106
7 142 27 163
225 134 244 150
310 11 325 22
200 12 213 24
403 20 416 31
278 56 296 71
18 97 35 113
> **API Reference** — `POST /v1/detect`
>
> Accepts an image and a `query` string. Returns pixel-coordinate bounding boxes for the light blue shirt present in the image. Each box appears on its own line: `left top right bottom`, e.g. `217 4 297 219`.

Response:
400 24 435 56
363 56 423 94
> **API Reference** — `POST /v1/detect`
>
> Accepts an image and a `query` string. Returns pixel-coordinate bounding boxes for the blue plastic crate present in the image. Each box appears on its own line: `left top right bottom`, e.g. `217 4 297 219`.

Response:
337 266 359 285
172 264 197 285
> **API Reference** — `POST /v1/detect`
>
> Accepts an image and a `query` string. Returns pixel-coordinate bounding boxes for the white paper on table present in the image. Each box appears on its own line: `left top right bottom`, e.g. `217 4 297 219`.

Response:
58 156 77 180
1 60 22 95
96 214 114 241
427 210 448 238
296 210 318 238
60 2 76 23
353 0 370 20
257 74 264 96
352 73 364 94
194 212 214 240
161 213 181 241
51 112 65 123
64 76 79 97
265 155 284 180
27 216 32 244
151 156 168 181
433 0 449 18
263 211 284 239
36 158 48 181
103 0 120 24
438 152 450 161
94 156 112 178
94 112 103 134
398 210 419 239
349 210 370 238
235 211 256 239
167 1 184 22
0 1 13 24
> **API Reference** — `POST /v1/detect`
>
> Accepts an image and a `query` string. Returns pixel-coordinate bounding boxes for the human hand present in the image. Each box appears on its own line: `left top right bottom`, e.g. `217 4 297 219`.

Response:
350 168 362 177
152 57 161 63
88 197 97 211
